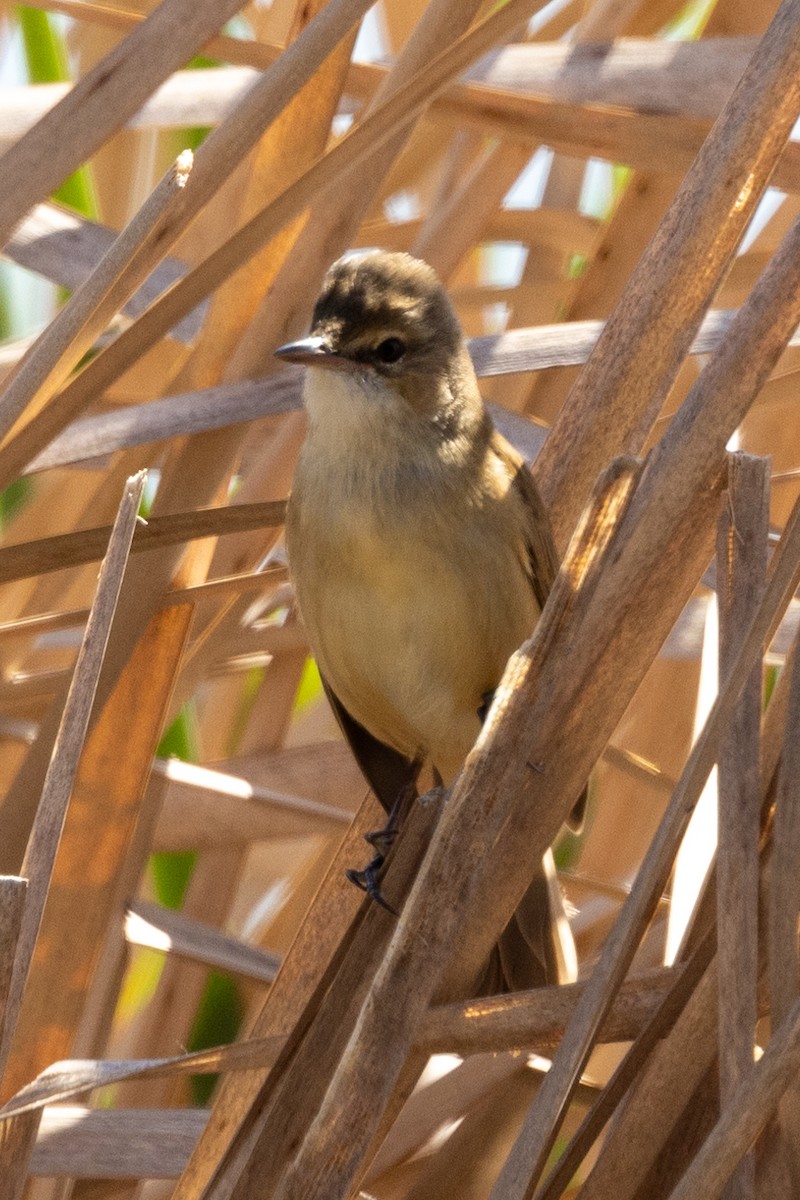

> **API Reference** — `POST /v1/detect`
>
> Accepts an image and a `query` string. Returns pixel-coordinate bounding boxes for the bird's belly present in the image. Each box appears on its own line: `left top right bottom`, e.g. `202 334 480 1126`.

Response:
293 523 538 779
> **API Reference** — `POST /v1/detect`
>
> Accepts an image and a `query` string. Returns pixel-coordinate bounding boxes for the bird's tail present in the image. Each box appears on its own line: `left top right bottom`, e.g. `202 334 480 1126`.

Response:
475 848 577 994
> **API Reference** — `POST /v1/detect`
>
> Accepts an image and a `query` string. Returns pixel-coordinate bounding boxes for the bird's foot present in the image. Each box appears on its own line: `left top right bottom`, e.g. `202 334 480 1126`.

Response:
346 856 398 915
346 780 418 914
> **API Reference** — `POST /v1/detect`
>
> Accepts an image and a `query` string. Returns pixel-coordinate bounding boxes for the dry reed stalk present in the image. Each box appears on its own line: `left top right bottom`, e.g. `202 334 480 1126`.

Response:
171 2 356 394
0 567 286 647
197 795 443 1200
46 0 568 419
224 0 490 385
0 472 145 1082
442 95 800 191
716 453 769 1200
0 0 245 250
1 1037 285 1120
535 931 717 1200
0 604 194 1096
564 638 799 1200
20 309 799 477
0 500 286 585
362 1053 535 1189
118 847 253 1111
13 12 761 146
19 0 287 74
0 153 193 489
766 639 800 1183
488 460 800 1198
666 1000 800 1200
6 203 203 343
28 1105 207 1179
482 0 668 414
537 0 800 549
167 790 380 1198
0 473 144 1195
0 1111 41 1200
419 965 679 1055
526 169 680 422
3 0 377 471
125 899 279 981
0 880 26 1037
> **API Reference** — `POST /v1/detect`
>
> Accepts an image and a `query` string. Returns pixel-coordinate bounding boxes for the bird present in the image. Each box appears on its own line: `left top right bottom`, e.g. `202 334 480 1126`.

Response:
275 250 577 994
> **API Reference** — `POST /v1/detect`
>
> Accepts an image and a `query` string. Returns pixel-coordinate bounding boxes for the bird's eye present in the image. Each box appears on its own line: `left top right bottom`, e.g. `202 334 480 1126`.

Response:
375 337 405 364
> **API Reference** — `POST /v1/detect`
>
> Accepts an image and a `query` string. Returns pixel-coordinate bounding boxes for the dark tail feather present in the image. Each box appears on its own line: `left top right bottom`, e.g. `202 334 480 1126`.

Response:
474 849 576 994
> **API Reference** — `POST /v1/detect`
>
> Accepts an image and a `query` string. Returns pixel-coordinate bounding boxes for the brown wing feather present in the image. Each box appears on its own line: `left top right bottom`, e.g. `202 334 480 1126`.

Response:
489 429 560 610
490 428 586 834
321 675 421 814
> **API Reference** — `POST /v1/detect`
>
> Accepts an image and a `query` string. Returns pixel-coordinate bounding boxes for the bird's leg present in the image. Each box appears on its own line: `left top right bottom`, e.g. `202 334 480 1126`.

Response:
346 779 418 915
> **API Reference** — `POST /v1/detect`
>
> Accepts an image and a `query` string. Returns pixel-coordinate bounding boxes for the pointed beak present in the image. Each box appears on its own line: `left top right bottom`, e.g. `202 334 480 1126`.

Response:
274 335 351 370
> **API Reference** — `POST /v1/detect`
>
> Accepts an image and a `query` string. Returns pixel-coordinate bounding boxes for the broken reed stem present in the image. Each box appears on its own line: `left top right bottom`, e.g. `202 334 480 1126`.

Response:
537 0 800 549
0 152 193 484
717 454 769 1200
667 1001 800 1200
0 473 145 1086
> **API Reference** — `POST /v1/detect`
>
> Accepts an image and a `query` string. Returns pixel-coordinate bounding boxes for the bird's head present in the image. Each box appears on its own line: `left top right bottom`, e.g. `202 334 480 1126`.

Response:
275 251 479 429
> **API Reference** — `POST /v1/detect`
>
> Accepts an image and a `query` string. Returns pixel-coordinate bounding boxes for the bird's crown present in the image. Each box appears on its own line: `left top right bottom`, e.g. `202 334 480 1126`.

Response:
309 251 462 373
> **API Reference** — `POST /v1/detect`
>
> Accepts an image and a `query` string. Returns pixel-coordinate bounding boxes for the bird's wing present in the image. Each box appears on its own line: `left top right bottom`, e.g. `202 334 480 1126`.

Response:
488 428 560 611
489 428 586 834
320 674 421 815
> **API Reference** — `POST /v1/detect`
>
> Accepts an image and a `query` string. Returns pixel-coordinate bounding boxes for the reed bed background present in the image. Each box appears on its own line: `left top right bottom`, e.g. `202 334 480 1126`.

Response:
0 0 799 1196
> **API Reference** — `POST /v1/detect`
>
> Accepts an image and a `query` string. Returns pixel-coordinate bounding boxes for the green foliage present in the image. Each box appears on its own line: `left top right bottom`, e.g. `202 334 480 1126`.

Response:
17 5 98 218
150 707 200 909
0 477 32 532
186 971 245 1105
150 705 245 1103
294 655 324 713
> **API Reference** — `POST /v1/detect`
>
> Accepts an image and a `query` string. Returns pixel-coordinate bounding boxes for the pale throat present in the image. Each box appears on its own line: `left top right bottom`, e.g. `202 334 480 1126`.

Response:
303 366 437 463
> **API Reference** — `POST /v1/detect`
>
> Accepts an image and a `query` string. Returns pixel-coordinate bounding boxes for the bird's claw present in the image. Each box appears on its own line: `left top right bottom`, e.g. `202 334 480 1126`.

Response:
346 857 398 915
